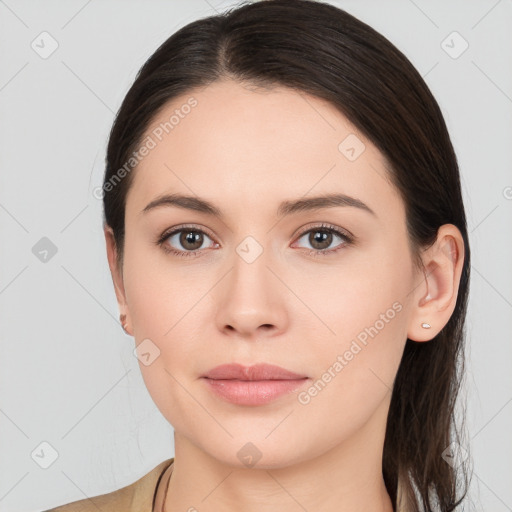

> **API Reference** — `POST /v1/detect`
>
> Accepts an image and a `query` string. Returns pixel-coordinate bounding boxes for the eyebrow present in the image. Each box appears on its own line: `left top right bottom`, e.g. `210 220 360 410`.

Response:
141 192 376 218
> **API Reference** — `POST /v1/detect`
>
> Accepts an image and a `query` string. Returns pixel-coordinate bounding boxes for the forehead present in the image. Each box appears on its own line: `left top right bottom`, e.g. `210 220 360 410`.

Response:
125 79 402 222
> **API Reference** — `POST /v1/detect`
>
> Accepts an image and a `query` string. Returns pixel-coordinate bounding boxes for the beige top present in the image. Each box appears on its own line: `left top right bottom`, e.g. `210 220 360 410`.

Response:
45 457 175 512
47 457 405 511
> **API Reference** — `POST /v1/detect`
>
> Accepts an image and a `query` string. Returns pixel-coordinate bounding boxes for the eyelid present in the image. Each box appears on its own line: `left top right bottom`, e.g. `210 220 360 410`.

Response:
159 223 353 244
156 224 219 258
157 222 355 257
293 222 354 241
291 223 354 256
158 223 218 244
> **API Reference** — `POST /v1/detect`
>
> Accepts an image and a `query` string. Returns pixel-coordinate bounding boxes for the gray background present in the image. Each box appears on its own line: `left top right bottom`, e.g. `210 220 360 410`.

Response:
0 1 511 511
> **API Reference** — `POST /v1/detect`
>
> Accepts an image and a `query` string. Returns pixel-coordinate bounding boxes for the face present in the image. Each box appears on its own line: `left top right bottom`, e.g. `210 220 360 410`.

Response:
113 79 421 468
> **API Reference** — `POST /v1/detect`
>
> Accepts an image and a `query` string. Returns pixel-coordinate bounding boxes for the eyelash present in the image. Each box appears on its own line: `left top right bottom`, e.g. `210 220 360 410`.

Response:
156 223 354 259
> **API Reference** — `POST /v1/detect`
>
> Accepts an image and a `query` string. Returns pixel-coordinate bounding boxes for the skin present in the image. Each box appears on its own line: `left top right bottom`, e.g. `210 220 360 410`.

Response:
105 79 465 512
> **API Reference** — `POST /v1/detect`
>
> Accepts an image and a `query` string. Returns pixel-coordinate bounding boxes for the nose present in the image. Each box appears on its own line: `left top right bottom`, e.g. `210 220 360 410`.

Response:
213 243 289 340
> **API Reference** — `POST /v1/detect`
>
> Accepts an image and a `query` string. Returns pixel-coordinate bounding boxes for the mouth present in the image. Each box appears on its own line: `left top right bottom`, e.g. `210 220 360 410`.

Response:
201 363 309 406
202 377 309 406
202 362 307 381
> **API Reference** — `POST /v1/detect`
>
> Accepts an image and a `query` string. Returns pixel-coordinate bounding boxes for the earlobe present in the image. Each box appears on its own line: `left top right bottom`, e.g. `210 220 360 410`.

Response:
407 225 465 342
119 313 133 336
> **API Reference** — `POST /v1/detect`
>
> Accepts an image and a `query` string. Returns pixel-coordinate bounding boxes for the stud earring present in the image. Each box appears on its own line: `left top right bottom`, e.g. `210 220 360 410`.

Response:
421 322 431 329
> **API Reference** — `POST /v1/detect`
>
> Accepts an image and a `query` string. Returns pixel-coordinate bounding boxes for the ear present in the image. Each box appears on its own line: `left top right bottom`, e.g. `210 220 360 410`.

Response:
407 224 465 342
104 225 132 336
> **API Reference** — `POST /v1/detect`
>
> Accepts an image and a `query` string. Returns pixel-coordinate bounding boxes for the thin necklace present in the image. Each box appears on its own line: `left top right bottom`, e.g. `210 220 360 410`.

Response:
152 462 173 512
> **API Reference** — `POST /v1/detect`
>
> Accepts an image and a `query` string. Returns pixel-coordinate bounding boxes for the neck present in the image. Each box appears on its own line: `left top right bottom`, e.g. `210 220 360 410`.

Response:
163 397 394 512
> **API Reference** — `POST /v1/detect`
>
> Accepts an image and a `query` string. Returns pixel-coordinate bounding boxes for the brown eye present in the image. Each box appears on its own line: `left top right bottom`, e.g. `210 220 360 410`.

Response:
178 230 204 251
157 225 218 258
293 224 353 256
308 230 333 250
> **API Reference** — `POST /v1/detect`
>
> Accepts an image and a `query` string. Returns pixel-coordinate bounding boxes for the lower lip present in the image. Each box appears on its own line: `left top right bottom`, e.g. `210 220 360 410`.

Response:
203 378 308 405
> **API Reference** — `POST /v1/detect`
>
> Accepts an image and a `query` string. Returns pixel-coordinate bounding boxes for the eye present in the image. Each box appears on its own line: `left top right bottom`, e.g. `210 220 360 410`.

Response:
292 223 353 256
157 225 218 258
156 222 354 258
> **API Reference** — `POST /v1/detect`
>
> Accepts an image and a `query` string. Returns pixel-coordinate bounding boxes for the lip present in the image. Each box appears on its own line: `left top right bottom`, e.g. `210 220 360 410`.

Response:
201 363 309 406
202 363 307 381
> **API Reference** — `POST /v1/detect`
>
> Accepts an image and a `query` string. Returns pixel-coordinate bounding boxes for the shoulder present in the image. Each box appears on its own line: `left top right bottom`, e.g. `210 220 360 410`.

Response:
44 458 174 512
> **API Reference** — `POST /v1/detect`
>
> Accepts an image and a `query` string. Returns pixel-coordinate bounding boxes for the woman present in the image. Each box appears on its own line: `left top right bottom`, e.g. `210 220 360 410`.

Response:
48 0 471 510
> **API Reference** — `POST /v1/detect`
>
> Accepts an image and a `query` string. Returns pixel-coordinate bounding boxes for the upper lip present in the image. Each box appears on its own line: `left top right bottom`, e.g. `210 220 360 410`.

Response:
202 363 307 381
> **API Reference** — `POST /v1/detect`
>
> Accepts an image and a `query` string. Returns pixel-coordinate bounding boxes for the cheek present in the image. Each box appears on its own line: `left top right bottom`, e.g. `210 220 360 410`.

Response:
293 246 411 350
291 315 406 451
293 248 412 424
124 260 210 427
121 240 218 404
122 233 203 339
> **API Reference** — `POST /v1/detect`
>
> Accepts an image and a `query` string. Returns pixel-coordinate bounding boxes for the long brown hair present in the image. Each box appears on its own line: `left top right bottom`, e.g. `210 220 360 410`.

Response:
102 1 472 509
